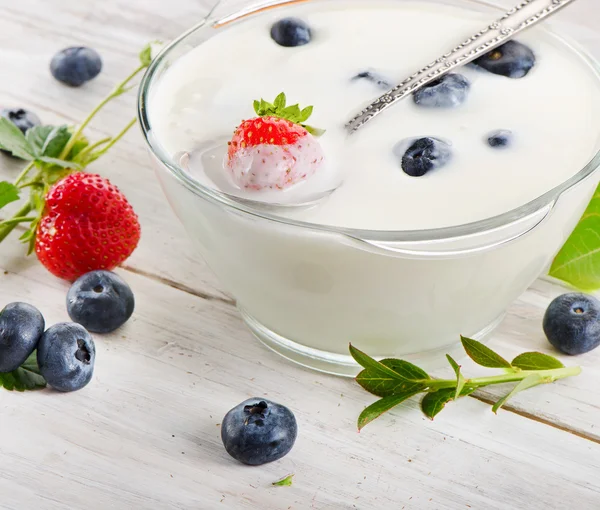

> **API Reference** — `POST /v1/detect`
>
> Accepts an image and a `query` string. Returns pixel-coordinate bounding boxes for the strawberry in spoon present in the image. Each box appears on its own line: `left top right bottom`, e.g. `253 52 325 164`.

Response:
226 93 325 191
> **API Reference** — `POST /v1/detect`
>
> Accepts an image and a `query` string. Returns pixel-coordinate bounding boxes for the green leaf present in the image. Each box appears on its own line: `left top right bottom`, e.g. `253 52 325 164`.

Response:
492 373 545 413
460 336 512 369
273 92 286 110
0 117 34 160
550 186 600 290
511 352 565 371
446 354 466 400
356 368 424 397
253 100 261 115
139 41 162 67
272 474 294 487
41 125 71 158
26 125 55 156
357 391 422 431
139 44 153 66
350 344 430 383
302 124 326 137
0 181 20 209
0 352 46 391
36 156 80 169
298 106 313 123
421 386 476 420
67 135 90 160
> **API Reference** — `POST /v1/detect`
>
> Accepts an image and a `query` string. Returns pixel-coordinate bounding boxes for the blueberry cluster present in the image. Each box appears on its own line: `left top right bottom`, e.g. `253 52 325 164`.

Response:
0 270 134 391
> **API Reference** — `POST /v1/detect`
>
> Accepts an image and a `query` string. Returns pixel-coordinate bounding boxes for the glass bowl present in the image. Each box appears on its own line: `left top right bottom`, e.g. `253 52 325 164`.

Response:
138 0 600 376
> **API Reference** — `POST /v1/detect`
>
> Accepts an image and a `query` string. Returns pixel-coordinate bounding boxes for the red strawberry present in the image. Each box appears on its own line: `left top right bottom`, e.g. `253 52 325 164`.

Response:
226 93 325 190
35 173 141 281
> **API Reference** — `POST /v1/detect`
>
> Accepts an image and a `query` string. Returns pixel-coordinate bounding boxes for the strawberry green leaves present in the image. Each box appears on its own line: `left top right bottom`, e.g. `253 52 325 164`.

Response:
351 338 581 430
0 352 46 391
0 182 20 209
252 92 325 136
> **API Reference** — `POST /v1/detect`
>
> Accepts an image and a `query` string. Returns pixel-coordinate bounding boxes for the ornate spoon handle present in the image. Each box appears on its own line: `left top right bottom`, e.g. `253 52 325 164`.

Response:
345 0 578 134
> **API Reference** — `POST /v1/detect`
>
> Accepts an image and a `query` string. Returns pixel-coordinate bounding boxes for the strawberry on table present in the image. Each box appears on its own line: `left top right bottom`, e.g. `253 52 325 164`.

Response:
35 173 141 281
226 93 325 191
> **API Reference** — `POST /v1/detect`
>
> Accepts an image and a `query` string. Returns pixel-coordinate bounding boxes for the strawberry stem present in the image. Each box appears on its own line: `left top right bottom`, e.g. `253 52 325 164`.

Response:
59 64 147 160
0 203 32 243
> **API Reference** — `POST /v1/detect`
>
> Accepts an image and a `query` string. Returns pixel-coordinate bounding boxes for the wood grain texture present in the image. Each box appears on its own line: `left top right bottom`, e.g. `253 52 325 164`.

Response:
2 0 600 508
2 245 600 510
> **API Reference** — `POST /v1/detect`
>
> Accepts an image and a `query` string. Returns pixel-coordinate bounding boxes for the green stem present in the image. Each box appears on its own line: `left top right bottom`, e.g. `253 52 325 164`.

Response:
18 170 44 189
426 366 582 391
0 216 37 227
89 118 137 158
0 203 32 243
73 137 112 162
14 161 35 186
58 64 147 160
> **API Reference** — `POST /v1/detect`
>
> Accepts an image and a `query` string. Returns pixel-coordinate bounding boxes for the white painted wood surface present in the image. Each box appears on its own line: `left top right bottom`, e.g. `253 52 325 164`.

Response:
1 0 600 508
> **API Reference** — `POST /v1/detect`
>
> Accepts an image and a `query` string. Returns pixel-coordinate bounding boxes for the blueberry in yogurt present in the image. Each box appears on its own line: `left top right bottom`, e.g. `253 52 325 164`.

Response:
352 70 392 90
399 137 452 177
413 73 470 108
270 18 312 47
471 40 535 79
543 293 600 355
487 129 513 148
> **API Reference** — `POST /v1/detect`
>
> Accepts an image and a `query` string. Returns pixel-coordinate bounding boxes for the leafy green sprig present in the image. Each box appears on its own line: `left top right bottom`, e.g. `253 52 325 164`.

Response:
351 337 581 430
0 43 158 253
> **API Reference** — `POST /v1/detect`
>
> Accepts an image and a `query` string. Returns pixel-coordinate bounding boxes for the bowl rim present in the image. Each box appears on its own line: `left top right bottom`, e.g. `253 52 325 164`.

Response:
137 0 600 242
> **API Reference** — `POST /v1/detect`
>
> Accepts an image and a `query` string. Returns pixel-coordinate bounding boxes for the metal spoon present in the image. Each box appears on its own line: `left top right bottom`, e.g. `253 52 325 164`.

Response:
345 0 578 134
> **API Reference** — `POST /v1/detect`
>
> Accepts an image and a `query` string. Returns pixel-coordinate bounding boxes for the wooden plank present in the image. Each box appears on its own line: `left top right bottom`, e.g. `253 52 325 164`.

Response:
1 247 600 509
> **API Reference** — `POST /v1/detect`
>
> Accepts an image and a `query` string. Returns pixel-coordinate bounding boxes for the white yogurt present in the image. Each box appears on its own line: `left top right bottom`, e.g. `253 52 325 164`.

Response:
147 0 600 374
150 0 600 230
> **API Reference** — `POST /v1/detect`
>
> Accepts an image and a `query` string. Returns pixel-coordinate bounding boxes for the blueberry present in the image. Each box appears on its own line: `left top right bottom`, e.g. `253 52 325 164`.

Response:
487 129 513 148
471 40 535 79
221 398 298 465
0 303 45 373
543 293 600 355
413 73 470 108
352 70 391 90
270 18 311 47
398 137 452 177
37 323 95 392
0 108 41 135
67 270 134 334
50 47 102 87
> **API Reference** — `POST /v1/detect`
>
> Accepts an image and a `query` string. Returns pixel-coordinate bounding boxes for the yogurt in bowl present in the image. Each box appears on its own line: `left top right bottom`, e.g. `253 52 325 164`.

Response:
139 0 600 375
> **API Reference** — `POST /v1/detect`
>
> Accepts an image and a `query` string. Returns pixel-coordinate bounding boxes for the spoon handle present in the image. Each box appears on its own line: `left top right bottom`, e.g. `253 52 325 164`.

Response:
345 0 578 134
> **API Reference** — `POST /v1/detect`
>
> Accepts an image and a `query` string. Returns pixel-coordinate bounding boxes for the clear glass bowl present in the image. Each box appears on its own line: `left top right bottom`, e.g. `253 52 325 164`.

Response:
138 0 600 376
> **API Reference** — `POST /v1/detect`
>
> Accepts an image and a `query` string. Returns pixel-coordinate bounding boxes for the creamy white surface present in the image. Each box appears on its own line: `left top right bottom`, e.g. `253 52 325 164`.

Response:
150 0 600 230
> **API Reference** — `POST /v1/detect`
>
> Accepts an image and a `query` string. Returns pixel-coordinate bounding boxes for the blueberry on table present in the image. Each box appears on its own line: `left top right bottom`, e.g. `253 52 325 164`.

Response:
486 129 513 148
471 40 535 79
67 270 135 334
270 18 312 47
352 70 392 90
0 108 41 135
221 398 298 465
399 137 452 177
543 293 600 355
413 73 470 108
37 323 96 392
50 47 103 87
0 303 45 373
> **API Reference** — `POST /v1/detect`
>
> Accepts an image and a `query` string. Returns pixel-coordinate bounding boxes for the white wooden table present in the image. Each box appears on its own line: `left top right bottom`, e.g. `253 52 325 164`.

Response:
1 1 600 508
